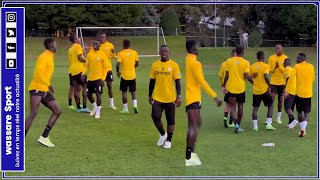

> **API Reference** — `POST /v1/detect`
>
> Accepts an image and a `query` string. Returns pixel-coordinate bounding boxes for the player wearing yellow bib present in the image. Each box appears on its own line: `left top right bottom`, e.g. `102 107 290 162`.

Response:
149 45 181 149
116 40 139 114
25 38 62 147
268 44 288 124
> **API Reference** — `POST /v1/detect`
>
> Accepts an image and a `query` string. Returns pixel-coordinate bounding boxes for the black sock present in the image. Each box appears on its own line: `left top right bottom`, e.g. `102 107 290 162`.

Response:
224 112 228 118
234 119 240 126
68 99 72 106
76 103 81 109
157 127 165 136
186 146 192 160
83 102 87 109
288 115 294 124
229 116 233 125
42 125 52 138
167 133 173 142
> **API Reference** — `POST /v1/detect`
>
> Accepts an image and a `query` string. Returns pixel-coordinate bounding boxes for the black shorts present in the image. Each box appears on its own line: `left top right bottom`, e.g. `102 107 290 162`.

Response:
69 73 73 86
29 90 55 107
295 96 311 113
186 102 201 112
151 100 176 125
120 78 136 92
71 72 87 86
284 94 296 111
224 93 229 103
105 71 114 82
271 85 285 96
87 80 103 94
252 92 272 107
227 92 246 103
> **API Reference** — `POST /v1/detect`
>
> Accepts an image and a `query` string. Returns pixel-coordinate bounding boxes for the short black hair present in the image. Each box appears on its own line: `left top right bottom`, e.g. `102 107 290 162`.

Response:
257 51 264 60
123 39 130 48
236 45 244 55
160 44 169 49
231 49 236 55
298 53 307 60
69 34 76 43
186 40 197 51
44 38 55 50
276 43 283 47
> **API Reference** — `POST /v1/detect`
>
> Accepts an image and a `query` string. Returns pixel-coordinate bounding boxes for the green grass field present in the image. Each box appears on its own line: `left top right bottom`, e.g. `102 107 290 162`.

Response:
6 37 318 177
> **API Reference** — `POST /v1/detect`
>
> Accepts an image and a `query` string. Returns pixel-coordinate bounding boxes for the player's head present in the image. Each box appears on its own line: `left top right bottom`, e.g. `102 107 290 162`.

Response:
92 40 101 51
296 53 307 63
123 39 130 49
160 44 170 61
284 58 291 67
69 34 80 44
275 43 283 55
235 45 244 57
97 31 107 43
256 51 264 61
44 38 56 53
231 49 236 57
186 40 198 55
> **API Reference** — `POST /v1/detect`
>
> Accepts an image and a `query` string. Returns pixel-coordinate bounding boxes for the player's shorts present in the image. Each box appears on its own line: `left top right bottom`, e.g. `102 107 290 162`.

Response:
29 90 55 107
284 94 296 110
105 71 114 82
186 102 201 112
120 78 136 92
295 96 311 113
71 72 87 86
252 91 272 107
224 93 230 103
87 80 103 94
69 73 73 86
227 92 246 103
151 100 176 125
271 85 285 96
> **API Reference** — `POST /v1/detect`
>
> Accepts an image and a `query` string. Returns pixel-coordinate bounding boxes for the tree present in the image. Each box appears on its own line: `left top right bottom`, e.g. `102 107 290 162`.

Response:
140 5 160 26
159 8 182 36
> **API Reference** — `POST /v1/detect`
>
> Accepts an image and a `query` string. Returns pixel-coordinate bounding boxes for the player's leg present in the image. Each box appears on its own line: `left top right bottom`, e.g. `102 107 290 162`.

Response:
79 75 90 113
120 78 129 113
264 92 276 130
129 79 138 114
73 76 82 112
285 95 297 129
94 80 103 119
298 97 311 137
252 94 261 131
151 101 166 146
236 92 245 132
106 71 116 109
268 85 278 124
163 102 176 148
68 73 76 109
228 93 238 133
87 81 97 117
25 91 43 136
223 93 233 128
276 85 284 124
37 92 61 147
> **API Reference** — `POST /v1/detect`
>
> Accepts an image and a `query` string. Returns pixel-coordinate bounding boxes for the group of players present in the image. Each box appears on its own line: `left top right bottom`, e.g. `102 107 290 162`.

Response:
24 32 314 167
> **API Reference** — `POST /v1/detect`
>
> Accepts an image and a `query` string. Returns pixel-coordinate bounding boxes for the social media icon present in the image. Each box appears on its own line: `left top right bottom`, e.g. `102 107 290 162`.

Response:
7 43 16 52
7 28 16 37
6 13 16 22
6 59 16 69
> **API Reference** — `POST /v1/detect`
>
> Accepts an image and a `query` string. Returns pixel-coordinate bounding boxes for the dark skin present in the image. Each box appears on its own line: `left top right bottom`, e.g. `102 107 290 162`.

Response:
116 43 138 104
149 46 181 136
87 41 103 106
25 41 62 136
97 33 114 99
271 44 284 113
186 44 222 152
283 58 295 118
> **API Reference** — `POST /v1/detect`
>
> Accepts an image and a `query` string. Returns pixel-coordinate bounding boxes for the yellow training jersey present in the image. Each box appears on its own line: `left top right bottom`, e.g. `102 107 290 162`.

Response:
250 61 269 95
284 66 296 95
100 41 115 71
185 53 217 106
225 56 250 94
83 50 109 81
28 50 54 92
287 61 315 98
268 53 288 85
117 49 139 80
68 43 85 76
219 60 228 86
150 59 181 103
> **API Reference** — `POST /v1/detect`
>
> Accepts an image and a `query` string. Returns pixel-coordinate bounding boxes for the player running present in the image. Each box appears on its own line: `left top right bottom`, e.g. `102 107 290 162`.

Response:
149 45 181 149
97 31 117 109
25 38 62 147
116 39 139 114
250 51 275 131
268 44 288 124
219 49 236 128
284 53 315 137
185 40 222 166
83 40 109 119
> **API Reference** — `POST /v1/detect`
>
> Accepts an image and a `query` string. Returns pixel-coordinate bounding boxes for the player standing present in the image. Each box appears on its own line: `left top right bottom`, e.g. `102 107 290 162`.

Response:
185 40 222 166
149 45 181 149
116 40 139 114
25 38 62 147
97 31 117 109
83 40 109 119
268 44 288 124
219 49 236 128
284 53 314 137
250 51 275 131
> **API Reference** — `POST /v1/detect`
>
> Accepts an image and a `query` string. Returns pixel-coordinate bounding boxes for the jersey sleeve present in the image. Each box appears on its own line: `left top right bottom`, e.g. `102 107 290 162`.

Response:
268 56 276 73
35 58 52 87
218 63 225 85
286 66 296 89
110 44 115 59
174 63 181 80
283 67 291 78
117 52 122 63
101 53 109 80
76 44 83 56
193 61 217 98
264 64 269 75
242 61 250 74
82 53 90 75
135 51 139 62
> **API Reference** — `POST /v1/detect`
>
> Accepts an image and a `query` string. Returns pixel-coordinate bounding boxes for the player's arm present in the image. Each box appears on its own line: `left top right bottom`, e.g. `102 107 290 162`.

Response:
116 53 121 78
148 63 156 105
101 54 109 81
284 67 296 98
76 45 86 63
174 64 182 107
244 62 256 82
110 44 115 59
82 53 90 75
135 52 139 67
35 59 52 88
218 64 225 86
268 57 276 73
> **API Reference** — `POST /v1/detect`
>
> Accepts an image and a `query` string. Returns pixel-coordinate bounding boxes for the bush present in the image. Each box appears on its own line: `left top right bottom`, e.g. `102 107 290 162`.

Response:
159 8 181 36
248 30 263 47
